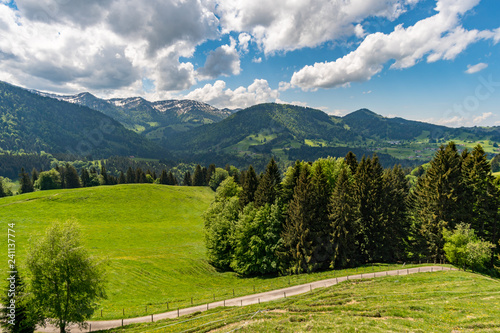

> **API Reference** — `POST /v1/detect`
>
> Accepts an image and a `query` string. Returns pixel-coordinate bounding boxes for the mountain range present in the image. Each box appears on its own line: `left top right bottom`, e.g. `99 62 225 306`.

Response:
1 81 499 170
35 90 232 139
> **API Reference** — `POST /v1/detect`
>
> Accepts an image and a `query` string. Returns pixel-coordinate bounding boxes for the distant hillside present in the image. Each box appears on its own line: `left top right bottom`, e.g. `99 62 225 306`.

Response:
37 91 231 139
167 103 355 151
0 81 166 158
165 103 500 168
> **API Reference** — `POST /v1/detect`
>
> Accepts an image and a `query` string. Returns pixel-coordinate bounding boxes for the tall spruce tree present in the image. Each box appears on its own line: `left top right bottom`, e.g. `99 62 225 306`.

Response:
330 167 357 268
183 171 193 186
254 158 282 207
100 165 108 185
193 165 205 186
382 165 410 262
64 164 81 189
31 168 39 185
167 171 177 185
309 163 332 271
126 167 135 183
353 155 385 263
207 164 216 184
239 165 259 207
345 151 358 173
118 171 126 184
462 145 499 249
411 142 464 261
282 167 315 274
281 160 303 203
159 169 168 185
80 169 90 187
19 168 34 194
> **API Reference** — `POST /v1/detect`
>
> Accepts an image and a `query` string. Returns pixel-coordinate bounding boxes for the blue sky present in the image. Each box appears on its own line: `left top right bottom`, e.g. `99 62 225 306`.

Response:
0 0 499 127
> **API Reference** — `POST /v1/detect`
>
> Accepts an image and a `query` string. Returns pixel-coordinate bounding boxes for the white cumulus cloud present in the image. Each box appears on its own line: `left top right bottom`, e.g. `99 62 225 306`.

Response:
216 0 419 54
465 63 488 74
185 79 279 109
197 38 241 80
290 0 497 90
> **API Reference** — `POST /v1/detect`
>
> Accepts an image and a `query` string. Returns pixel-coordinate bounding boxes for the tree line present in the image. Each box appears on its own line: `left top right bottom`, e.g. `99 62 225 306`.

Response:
0 161 233 196
204 142 500 276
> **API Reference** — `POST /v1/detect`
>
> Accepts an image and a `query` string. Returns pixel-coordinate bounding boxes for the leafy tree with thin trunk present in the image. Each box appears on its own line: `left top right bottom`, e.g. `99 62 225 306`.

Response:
26 221 107 333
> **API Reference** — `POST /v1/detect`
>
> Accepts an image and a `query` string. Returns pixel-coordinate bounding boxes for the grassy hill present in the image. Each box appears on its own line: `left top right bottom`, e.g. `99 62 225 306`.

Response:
0 184 215 317
102 270 500 332
0 184 428 320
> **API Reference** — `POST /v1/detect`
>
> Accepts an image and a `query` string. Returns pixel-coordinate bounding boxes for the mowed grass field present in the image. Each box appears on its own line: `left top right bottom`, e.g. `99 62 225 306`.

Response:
0 184 217 318
0 184 435 321
103 271 500 333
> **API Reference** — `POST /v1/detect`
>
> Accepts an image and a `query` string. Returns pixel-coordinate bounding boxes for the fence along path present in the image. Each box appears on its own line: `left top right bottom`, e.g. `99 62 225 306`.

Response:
36 266 456 333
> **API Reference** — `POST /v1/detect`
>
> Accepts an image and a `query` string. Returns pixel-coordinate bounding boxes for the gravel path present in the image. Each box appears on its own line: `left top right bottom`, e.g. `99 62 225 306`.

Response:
36 266 456 332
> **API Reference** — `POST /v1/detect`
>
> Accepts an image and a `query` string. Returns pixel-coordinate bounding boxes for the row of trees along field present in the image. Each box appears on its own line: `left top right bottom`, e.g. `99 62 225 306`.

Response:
204 142 500 276
2 162 224 196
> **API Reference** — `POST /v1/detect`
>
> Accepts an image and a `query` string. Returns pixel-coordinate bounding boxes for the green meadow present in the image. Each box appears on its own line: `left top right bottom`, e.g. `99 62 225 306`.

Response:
0 185 420 320
103 270 500 333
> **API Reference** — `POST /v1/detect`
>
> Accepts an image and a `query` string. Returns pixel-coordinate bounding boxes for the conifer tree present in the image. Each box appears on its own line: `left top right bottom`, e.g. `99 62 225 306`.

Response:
281 160 302 203
80 169 90 187
382 165 410 262
345 151 358 172
19 168 34 194
330 167 357 268
193 165 205 186
31 168 39 184
462 145 499 249
64 164 81 189
353 155 385 263
282 167 315 274
118 171 126 184
254 158 282 207
159 169 168 185
309 163 332 270
100 165 108 185
239 165 259 207
183 171 192 186
167 171 177 185
201 167 208 186
126 167 135 183
411 142 464 261
207 164 216 184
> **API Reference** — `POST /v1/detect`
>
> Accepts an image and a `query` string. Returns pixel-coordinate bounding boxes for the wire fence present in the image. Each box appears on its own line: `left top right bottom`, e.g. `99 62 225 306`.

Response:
92 262 452 321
